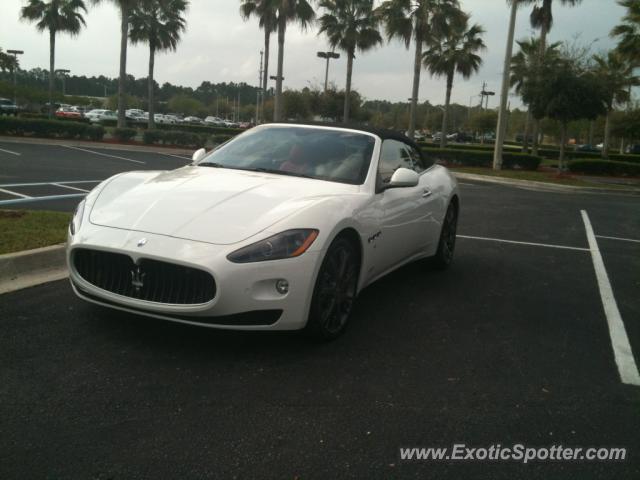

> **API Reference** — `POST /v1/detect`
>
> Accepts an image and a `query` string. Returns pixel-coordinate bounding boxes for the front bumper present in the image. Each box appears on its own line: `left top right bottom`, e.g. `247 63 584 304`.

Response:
67 225 322 330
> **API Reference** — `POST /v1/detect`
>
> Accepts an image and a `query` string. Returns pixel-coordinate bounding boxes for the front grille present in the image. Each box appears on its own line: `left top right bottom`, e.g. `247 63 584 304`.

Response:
73 248 216 305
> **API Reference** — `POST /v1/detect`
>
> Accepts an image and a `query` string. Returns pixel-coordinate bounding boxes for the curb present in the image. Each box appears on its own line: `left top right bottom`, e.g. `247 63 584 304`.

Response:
0 244 68 295
453 172 640 196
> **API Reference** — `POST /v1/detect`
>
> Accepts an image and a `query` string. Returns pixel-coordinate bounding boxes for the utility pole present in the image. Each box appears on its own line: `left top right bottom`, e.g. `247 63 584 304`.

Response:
7 49 24 105
257 49 264 123
317 51 340 94
493 0 519 170
480 82 495 110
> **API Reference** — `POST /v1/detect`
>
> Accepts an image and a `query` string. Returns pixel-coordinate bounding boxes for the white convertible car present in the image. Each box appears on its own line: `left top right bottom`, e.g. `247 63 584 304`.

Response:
67 123 460 339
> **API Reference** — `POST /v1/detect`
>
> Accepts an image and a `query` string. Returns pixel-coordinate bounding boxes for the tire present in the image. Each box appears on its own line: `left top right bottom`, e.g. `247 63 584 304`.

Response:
432 201 458 270
304 236 359 341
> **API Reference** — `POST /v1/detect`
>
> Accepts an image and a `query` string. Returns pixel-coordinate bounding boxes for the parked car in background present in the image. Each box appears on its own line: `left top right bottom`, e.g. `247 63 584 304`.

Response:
204 116 224 126
165 114 182 124
0 98 19 116
55 106 83 119
85 109 117 123
154 114 177 125
125 110 146 123
431 132 442 142
238 122 253 129
626 144 640 155
184 116 204 124
575 144 601 153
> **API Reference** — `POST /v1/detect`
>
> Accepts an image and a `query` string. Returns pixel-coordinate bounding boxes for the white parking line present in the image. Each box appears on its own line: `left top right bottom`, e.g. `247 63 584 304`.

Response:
581 210 640 387
0 147 21 156
157 152 192 160
596 235 640 245
52 183 90 193
0 180 102 187
0 187 31 199
61 145 145 164
457 235 589 252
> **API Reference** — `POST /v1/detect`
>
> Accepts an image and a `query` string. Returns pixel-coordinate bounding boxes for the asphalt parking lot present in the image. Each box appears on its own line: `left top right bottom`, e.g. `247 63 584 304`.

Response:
1 140 639 479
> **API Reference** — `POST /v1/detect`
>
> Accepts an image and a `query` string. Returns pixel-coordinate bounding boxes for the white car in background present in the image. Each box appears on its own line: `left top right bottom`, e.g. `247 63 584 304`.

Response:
85 109 117 123
204 116 224 126
184 116 204 124
67 123 460 340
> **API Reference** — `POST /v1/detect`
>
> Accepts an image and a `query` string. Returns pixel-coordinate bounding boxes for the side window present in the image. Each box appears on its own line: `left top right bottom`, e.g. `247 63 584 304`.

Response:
406 144 427 172
378 140 415 184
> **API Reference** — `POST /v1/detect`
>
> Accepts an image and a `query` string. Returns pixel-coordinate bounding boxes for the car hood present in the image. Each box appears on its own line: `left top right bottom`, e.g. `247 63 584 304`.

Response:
90 166 357 245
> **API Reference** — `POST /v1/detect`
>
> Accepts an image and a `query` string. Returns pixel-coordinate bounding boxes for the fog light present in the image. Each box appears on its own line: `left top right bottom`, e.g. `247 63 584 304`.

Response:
275 279 289 295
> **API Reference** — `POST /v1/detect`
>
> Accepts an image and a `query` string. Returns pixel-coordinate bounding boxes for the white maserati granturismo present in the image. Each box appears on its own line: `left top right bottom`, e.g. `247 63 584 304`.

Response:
67 123 460 339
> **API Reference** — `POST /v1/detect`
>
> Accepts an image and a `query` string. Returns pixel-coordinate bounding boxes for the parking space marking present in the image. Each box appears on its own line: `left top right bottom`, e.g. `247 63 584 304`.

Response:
0 180 102 188
157 152 192 160
52 183 90 193
457 234 589 252
581 210 640 387
596 235 640 244
0 147 21 156
61 145 145 165
0 193 85 206
0 187 31 199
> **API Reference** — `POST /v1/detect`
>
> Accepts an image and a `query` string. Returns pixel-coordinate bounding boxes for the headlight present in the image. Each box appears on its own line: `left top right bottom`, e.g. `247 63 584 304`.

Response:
69 199 86 235
227 229 319 263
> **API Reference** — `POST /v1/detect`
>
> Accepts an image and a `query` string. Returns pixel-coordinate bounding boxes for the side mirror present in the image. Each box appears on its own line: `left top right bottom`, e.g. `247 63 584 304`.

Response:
388 167 419 188
192 148 206 163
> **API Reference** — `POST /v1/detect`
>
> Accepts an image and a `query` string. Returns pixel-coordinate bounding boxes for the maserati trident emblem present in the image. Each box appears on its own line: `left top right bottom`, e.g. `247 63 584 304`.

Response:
137 238 147 247
131 265 146 291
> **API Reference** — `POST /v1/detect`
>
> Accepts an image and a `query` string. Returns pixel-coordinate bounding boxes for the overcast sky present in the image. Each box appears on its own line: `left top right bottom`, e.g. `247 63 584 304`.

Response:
0 0 626 106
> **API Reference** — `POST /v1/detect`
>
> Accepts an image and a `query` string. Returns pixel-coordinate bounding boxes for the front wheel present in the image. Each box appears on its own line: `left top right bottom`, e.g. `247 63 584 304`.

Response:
432 202 458 270
304 236 359 341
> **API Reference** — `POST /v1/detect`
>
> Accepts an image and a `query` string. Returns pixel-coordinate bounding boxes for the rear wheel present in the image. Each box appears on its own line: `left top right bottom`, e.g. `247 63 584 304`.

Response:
305 236 359 341
432 202 458 270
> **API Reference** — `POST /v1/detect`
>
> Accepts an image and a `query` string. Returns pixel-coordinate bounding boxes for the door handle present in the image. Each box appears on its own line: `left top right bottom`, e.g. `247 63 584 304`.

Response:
422 189 432 198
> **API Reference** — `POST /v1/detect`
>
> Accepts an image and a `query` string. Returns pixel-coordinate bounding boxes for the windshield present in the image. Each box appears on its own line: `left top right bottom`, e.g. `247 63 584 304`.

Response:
198 126 376 185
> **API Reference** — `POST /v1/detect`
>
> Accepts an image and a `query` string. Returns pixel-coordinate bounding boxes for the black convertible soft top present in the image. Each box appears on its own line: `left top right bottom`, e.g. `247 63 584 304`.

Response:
267 121 421 149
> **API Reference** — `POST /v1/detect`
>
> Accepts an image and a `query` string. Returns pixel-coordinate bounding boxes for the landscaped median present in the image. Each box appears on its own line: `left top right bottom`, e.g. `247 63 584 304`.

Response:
0 210 71 294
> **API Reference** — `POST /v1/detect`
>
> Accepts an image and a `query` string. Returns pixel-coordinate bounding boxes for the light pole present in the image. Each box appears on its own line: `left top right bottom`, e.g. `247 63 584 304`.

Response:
7 49 24 105
56 69 70 96
317 51 340 94
493 0 519 170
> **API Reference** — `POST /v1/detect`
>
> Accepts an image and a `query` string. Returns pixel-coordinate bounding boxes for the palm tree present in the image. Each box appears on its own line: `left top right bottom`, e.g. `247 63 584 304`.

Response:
592 51 639 158
129 0 187 129
318 0 382 122
0 48 19 73
376 0 463 139
272 0 315 121
91 0 142 127
527 0 583 154
611 0 640 66
423 14 485 148
240 0 277 123
20 0 87 119
509 37 560 152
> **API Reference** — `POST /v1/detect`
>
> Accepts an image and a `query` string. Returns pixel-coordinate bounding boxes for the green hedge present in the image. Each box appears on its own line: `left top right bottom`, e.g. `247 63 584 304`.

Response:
142 129 234 148
113 127 137 142
422 147 542 171
99 119 244 136
567 160 640 176
0 116 104 140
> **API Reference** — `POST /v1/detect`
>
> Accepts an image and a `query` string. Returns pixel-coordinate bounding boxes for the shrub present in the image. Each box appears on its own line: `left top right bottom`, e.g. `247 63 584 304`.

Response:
142 129 207 148
567 160 640 176
422 148 542 171
0 116 104 140
113 127 137 142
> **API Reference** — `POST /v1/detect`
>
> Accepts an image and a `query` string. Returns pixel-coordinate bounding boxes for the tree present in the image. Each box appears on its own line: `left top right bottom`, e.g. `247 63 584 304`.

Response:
376 0 463 139
592 51 639 158
272 0 315 121
129 0 187 129
318 0 382 123
240 0 277 123
0 48 20 73
20 0 87 118
168 93 203 116
91 0 142 127
527 0 583 155
423 13 485 147
532 61 607 168
611 0 640 66
509 37 561 152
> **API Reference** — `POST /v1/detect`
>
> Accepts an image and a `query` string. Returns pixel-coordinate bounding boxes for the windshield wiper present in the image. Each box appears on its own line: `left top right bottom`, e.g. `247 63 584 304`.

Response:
247 167 315 179
197 162 225 168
